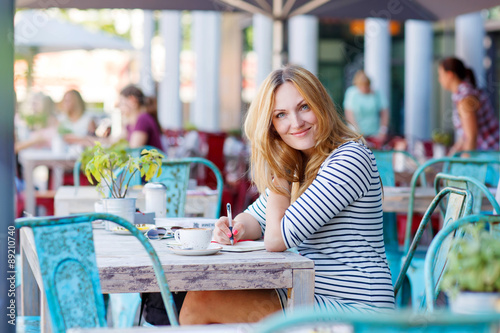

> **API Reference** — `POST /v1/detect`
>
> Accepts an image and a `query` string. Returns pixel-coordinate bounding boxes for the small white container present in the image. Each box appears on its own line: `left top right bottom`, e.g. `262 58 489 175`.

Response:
144 183 167 219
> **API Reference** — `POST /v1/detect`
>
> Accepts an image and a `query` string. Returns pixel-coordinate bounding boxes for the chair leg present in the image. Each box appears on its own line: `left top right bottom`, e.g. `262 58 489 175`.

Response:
109 293 142 328
405 257 427 309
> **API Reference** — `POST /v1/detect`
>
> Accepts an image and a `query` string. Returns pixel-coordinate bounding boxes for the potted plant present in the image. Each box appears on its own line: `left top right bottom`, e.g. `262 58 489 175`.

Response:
84 142 164 225
441 223 500 314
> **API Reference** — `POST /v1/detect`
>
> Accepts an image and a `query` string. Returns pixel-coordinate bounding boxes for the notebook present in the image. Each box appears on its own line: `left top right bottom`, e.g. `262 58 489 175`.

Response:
217 240 266 252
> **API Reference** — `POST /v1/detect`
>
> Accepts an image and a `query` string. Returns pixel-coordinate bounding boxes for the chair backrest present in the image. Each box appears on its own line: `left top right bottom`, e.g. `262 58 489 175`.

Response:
452 150 500 186
424 214 500 312
394 185 473 297
372 150 424 187
74 145 167 188
149 157 224 218
15 213 179 332
257 306 500 333
404 157 500 251
434 173 500 215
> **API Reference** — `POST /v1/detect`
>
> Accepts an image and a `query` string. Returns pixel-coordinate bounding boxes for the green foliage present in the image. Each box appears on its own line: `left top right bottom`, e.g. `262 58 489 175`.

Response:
83 141 164 198
21 113 49 129
431 129 453 147
441 223 500 296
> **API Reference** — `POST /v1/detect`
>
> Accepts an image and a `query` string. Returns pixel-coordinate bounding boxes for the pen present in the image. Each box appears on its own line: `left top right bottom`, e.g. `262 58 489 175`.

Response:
227 203 234 245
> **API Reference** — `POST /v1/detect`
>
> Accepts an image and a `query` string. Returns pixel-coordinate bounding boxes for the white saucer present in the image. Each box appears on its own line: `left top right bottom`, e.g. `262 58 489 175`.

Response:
168 244 222 256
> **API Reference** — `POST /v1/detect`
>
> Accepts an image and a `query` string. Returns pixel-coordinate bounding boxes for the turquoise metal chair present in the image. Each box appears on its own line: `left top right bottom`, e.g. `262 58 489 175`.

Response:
434 173 500 216
401 157 500 307
111 157 223 328
394 183 473 308
257 306 500 333
150 157 224 218
424 214 500 312
372 150 424 285
452 150 500 186
15 213 179 333
405 157 500 249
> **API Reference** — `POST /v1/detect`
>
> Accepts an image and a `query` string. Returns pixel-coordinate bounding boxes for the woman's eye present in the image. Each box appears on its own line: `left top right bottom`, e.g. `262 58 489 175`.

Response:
300 104 310 111
275 112 285 119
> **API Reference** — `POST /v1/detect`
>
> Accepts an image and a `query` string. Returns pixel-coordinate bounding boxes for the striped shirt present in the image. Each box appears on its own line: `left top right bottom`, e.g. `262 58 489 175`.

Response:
245 141 395 312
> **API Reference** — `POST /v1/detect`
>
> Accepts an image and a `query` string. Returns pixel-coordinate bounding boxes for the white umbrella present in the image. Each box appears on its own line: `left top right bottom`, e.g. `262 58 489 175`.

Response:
14 9 134 54
15 1 500 67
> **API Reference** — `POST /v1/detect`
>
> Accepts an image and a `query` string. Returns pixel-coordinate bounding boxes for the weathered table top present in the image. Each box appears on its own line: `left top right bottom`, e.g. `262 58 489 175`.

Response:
20 228 315 333
68 323 254 333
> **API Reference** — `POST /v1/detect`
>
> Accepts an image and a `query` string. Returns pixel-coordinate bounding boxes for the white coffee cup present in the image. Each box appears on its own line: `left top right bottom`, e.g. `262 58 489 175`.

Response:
174 228 212 250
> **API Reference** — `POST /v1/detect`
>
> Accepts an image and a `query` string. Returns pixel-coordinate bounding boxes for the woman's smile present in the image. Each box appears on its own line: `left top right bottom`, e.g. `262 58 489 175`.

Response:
291 127 311 137
272 82 318 156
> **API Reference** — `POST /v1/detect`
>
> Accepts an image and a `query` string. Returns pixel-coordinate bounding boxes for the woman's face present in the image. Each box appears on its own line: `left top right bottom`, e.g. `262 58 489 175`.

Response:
118 95 138 118
356 82 371 94
271 82 318 157
438 65 453 91
62 92 76 114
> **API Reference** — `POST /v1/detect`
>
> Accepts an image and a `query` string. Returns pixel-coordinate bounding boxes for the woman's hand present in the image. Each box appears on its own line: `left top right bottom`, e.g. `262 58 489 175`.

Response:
213 216 245 245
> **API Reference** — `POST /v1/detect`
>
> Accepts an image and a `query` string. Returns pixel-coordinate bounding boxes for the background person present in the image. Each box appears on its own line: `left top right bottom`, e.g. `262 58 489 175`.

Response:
438 57 499 155
179 65 395 325
118 84 164 151
57 89 97 146
15 91 58 152
343 70 389 148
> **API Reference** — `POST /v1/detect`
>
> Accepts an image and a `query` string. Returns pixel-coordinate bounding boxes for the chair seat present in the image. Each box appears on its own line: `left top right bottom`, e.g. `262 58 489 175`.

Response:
16 316 40 333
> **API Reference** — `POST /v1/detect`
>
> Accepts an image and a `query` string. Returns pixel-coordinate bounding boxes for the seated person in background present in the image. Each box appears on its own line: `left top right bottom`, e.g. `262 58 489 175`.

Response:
118 84 164 151
179 65 395 325
343 70 389 148
15 92 58 153
57 89 96 146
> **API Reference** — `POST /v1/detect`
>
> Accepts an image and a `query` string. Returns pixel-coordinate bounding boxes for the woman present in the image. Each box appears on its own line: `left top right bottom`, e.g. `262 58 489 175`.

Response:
438 57 499 155
179 66 395 325
118 84 164 151
343 70 389 148
58 89 96 146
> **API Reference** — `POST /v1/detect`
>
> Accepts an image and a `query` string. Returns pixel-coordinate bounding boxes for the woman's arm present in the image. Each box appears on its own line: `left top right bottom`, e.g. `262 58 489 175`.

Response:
264 178 290 252
457 95 479 152
129 131 148 148
377 108 389 141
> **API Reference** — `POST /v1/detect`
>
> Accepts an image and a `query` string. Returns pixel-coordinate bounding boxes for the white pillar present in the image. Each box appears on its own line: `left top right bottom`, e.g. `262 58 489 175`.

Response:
253 14 273 86
192 11 221 132
139 10 155 96
364 18 391 110
456 12 485 88
158 11 182 129
288 15 318 75
404 20 433 149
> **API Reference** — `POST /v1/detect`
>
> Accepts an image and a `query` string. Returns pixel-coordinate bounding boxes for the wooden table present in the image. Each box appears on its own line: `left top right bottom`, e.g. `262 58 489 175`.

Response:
382 186 496 214
69 324 254 333
20 228 315 333
18 149 79 215
55 186 219 218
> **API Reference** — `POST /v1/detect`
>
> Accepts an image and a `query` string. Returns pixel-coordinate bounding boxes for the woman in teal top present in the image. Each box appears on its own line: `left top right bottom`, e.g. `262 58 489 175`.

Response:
343 70 389 147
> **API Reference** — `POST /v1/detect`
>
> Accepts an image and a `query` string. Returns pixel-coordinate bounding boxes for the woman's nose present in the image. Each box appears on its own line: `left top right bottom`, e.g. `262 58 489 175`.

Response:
290 113 305 128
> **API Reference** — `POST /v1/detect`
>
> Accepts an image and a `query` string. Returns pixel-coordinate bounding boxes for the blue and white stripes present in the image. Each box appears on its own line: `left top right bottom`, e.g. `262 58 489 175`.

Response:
245 141 395 311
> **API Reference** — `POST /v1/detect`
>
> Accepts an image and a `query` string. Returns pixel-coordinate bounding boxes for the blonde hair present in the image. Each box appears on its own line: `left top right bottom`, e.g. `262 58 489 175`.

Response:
353 70 370 86
244 65 362 201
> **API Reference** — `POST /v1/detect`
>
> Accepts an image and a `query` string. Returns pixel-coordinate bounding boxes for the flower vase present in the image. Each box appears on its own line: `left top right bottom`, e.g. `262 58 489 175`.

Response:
102 198 136 231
